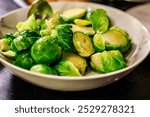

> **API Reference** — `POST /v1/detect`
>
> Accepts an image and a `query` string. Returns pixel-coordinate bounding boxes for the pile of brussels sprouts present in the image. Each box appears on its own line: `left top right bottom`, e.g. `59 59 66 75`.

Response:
0 6 132 76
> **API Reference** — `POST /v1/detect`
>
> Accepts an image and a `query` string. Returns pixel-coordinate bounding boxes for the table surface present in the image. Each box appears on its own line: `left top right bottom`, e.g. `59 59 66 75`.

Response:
0 0 150 100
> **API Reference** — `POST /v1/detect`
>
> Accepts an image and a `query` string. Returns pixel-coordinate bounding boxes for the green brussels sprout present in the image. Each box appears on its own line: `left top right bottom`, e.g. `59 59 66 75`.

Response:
73 32 95 57
1 50 16 59
16 14 38 32
55 60 81 76
11 30 40 52
0 39 12 51
74 19 91 27
90 8 109 33
14 51 34 69
62 8 87 22
30 64 58 75
93 33 105 52
4 33 15 41
62 52 87 75
31 36 62 64
90 50 127 73
54 24 75 52
102 26 132 54
72 24 95 36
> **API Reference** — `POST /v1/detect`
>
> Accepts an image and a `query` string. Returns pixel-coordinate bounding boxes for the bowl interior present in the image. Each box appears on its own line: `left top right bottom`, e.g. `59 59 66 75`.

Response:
0 2 150 79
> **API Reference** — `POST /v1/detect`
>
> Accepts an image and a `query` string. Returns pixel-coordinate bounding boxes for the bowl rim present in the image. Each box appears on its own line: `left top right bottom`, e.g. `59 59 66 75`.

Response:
0 1 150 80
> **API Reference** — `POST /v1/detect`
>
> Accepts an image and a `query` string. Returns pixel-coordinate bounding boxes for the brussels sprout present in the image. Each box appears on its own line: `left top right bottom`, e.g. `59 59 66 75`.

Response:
14 51 34 69
1 50 16 58
30 64 58 75
16 14 38 32
93 33 105 52
102 26 132 53
74 19 91 27
62 52 87 75
11 30 40 52
54 24 75 52
73 32 95 57
55 60 81 76
72 24 95 36
90 9 109 33
62 8 87 22
4 33 15 41
31 36 62 64
0 39 12 51
90 50 127 73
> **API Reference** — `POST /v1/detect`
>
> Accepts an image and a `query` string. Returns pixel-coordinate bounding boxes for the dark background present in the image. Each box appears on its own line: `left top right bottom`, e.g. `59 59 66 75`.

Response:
0 0 150 100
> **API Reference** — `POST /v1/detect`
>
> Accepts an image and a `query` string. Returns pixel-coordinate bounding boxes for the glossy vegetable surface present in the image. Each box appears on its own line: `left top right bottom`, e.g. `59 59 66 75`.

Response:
0 1 133 76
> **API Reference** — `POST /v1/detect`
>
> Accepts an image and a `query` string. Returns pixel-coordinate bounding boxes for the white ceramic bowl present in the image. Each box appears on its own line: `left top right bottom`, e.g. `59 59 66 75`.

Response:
0 2 150 91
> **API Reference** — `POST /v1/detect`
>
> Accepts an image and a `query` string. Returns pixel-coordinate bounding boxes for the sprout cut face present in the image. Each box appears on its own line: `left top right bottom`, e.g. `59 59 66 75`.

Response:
62 52 87 75
73 32 95 57
55 60 81 76
103 26 132 54
62 8 87 22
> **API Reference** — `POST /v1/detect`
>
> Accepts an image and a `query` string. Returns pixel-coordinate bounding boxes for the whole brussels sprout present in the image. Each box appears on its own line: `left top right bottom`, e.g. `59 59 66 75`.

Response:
31 36 62 64
73 32 95 57
62 52 87 75
102 26 132 54
55 60 81 76
30 64 58 75
90 50 127 73
93 33 105 52
14 51 34 69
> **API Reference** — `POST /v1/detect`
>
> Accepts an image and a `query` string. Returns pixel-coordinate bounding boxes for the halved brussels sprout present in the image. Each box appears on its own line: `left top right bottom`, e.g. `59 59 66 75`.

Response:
16 14 38 32
90 50 127 73
31 36 62 64
93 33 105 52
55 60 81 76
74 19 91 27
73 32 95 57
14 51 34 70
54 24 75 52
1 50 16 58
62 52 87 75
102 26 132 53
72 24 95 36
62 8 87 22
30 64 58 75
0 39 12 51
90 8 109 33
